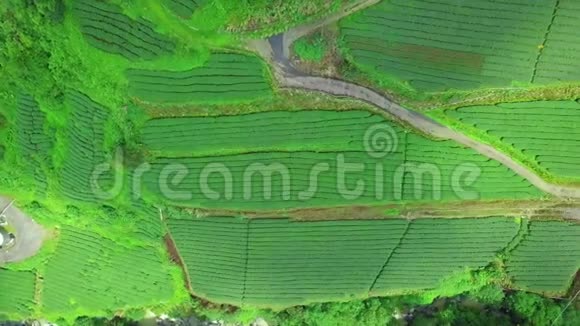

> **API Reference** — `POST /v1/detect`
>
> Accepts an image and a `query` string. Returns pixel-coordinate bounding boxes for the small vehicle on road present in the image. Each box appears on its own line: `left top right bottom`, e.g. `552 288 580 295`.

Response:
0 226 15 250
0 199 16 250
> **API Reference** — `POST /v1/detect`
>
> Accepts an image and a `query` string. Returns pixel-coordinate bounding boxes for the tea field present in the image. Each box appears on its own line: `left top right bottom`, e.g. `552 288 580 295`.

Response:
340 0 580 92
0 225 180 320
167 0 201 19
444 100 580 180
127 53 272 104
0 269 36 318
72 0 175 60
166 215 579 308
138 109 542 209
16 94 53 194
506 220 580 293
58 91 113 203
1 0 579 322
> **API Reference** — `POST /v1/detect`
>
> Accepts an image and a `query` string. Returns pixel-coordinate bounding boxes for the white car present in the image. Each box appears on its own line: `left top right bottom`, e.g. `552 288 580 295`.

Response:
0 226 15 249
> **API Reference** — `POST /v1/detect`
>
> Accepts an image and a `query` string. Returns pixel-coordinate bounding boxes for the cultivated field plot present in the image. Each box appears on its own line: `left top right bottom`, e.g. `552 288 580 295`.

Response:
0 269 36 317
141 110 390 156
72 0 175 60
167 216 574 308
16 94 53 193
167 0 201 19
534 0 580 84
167 217 247 306
506 221 580 294
340 0 555 91
244 219 408 307
126 53 272 104
139 110 542 209
143 151 404 209
445 101 580 179
58 91 112 203
131 200 166 241
41 227 175 315
404 134 542 200
371 218 519 294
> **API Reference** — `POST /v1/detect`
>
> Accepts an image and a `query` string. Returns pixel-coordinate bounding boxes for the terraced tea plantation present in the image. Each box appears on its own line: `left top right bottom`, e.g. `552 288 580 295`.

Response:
533 0 580 83
127 53 272 104
340 0 580 92
16 94 53 193
444 101 580 179
167 0 201 18
0 269 36 318
58 91 113 203
2 226 178 318
371 218 519 293
3 0 580 322
166 216 578 308
141 110 388 156
138 110 542 209
506 220 580 294
72 0 175 60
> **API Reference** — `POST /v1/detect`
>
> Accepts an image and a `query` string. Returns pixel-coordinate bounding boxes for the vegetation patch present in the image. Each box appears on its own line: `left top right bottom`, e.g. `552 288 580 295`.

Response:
293 33 328 62
57 91 113 203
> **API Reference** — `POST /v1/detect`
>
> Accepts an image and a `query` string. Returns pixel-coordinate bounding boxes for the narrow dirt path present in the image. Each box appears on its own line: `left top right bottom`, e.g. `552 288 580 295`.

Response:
0 196 45 264
247 10 580 200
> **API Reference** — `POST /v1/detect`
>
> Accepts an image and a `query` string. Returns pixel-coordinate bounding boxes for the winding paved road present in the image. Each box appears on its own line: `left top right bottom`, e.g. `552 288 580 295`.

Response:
0 196 45 264
251 21 580 200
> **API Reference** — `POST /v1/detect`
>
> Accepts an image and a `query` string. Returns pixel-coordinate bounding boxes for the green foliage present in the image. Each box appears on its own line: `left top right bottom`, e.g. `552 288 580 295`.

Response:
469 285 506 305
293 34 328 62
222 0 344 37
506 292 580 326
273 298 402 326
0 0 59 99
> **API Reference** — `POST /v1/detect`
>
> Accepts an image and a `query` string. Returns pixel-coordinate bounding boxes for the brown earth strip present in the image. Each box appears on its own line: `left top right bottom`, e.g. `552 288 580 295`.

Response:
186 199 580 222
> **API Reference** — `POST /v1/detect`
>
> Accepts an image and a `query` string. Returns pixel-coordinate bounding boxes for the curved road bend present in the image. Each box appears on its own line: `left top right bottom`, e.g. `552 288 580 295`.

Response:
0 196 45 264
261 34 580 200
